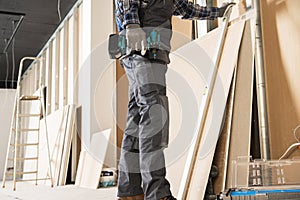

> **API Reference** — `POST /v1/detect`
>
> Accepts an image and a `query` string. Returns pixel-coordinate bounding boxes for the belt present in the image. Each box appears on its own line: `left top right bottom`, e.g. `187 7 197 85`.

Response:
132 49 170 64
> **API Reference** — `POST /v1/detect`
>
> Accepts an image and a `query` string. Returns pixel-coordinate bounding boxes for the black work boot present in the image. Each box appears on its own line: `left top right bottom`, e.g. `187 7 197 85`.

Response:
117 194 144 200
160 196 177 200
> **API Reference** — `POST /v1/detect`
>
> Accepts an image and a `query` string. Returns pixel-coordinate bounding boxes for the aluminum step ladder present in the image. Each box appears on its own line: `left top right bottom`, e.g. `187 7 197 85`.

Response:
2 57 53 190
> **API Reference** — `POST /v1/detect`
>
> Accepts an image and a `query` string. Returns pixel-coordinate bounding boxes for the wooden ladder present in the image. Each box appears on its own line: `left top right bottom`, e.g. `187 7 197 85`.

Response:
2 57 53 190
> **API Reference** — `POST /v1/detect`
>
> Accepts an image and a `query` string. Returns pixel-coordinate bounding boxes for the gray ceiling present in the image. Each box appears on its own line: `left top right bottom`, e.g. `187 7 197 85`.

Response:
0 0 78 89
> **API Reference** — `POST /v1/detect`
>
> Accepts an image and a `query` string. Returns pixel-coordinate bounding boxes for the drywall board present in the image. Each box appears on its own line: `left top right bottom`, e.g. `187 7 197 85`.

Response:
48 105 70 186
212 69 236 194
260 1 300 159
166 28 220 197
206 17 255 193
0 181 117 200
225 20 254 189
217 0 249 21
36 106 70 185
75 129 111 189
165 20 245 197
58 105 76 185
185 20 245 200
0 89 16 180
78 0 116 169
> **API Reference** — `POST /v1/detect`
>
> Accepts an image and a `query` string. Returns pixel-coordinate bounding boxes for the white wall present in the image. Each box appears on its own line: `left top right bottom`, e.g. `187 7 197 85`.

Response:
20 0 117 169
78 0 116 168
0 89 16 180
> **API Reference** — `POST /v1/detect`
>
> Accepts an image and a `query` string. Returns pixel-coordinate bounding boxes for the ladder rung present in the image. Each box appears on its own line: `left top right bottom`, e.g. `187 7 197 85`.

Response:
6 171 38 175
16 178 51 182
20 95 40 101
18 114 41 117
10 143 39 147
12 128 39 132
8 157 38 161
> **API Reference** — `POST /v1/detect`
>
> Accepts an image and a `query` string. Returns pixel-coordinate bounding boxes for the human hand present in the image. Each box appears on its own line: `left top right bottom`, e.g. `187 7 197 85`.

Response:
126 24 147 54
218 2 236 17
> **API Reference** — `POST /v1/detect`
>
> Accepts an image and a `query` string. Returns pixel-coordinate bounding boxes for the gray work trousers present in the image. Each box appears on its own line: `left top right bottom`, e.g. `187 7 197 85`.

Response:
118 55 172 200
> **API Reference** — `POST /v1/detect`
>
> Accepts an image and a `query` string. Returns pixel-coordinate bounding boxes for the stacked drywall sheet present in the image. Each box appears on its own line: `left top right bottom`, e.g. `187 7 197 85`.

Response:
75 129 111 189
23 104 76 186
0 89 16 180
260 0 300 159
212 72 237 194
184 19 245 200
225 19 254 189
165 15 247 198
166 18 244 198
213 19 255 193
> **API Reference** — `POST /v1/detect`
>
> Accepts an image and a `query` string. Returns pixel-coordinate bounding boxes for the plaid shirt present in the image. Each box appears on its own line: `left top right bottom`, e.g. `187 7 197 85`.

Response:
115 0 220 31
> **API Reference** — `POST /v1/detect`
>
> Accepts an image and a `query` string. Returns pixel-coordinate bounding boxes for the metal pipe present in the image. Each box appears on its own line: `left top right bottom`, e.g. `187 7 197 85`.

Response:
2 16 25 54
253 0 271 160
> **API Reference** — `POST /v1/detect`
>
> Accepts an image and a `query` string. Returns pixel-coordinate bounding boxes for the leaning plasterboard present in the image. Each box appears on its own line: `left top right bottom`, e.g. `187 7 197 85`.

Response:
24 105 70 185
185 20 245 200
75 129 111 189
165 31 218 196
225 20 254 189
58 104 76 185
0 89 16 180
165 19 245 198
41 105 73 186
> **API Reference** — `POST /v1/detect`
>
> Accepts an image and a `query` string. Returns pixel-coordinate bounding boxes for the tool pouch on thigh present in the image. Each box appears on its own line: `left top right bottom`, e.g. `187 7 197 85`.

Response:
145 49 170 64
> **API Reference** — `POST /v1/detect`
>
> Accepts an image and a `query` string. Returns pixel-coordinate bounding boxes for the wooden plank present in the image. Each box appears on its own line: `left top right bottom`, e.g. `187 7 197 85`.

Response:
59 28 66 109
46 42 53 115
51 33 60 113
29 67 35 95
70 8 81 182
75 129 111 189
260 0 300 159
40 51 47 87
34 62 40 91
68 16 75 105
63 23 69 107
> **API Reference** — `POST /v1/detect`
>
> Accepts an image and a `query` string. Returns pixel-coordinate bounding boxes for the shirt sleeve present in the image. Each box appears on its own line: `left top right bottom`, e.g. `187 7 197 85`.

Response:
173 0 220 20
122 0 141 27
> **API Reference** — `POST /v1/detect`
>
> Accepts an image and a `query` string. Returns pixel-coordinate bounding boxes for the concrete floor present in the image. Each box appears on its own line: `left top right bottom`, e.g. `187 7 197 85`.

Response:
0 181 117 200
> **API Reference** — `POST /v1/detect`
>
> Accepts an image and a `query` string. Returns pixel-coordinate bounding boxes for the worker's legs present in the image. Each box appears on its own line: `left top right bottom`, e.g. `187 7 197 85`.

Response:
119 55 172 199
118 78 144 197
